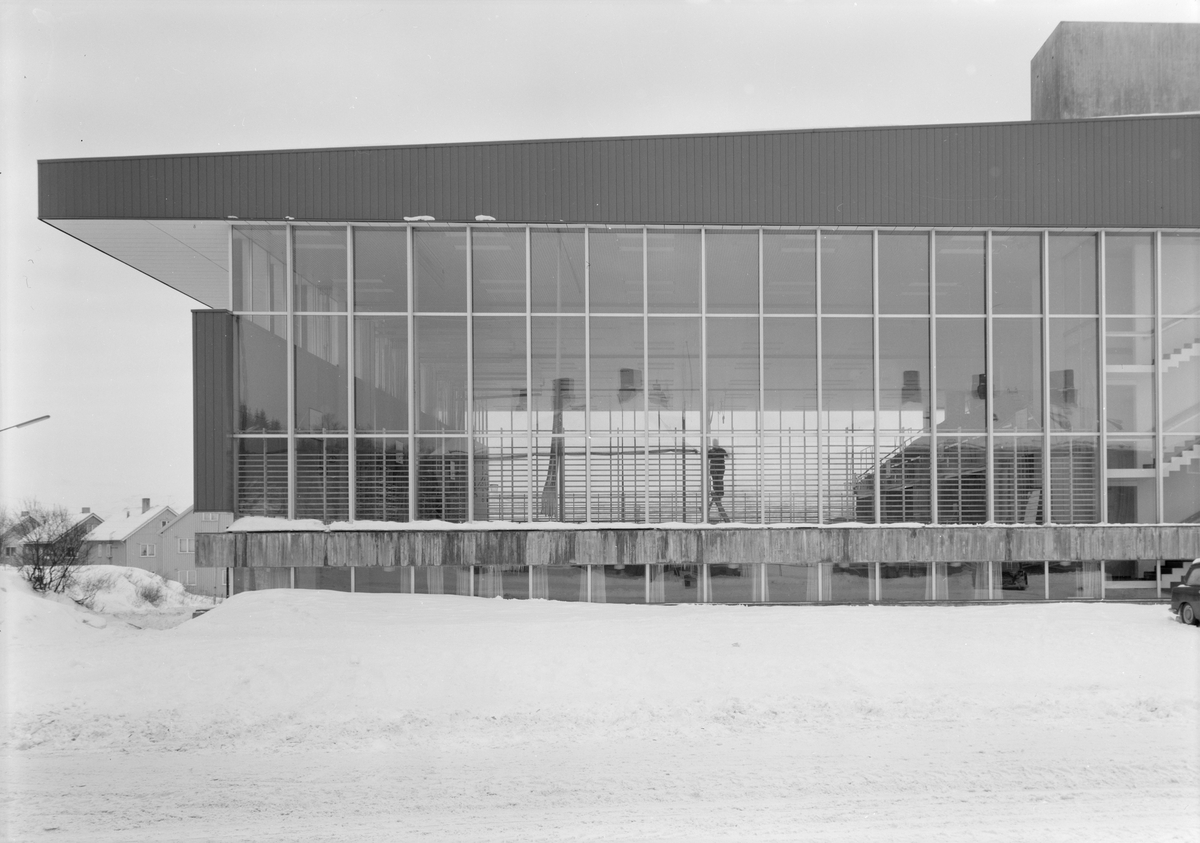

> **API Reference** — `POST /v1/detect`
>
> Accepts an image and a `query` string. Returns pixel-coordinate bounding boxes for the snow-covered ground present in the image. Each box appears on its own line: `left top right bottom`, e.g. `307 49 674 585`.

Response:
2 566 1198 842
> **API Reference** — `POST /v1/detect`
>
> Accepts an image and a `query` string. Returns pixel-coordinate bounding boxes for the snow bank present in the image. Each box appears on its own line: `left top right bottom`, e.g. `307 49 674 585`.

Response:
66 565 215 614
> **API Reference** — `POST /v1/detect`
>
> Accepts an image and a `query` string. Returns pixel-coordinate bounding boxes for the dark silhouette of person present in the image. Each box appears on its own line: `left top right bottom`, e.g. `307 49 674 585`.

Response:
708 443 730 522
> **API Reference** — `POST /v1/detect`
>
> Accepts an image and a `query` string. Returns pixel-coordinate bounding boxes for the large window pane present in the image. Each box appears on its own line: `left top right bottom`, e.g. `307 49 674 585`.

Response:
1049 318 1099 432
473 316 527 436
472 229 526 313
647 317 701 433
1163 435 1200 523
935 233 984 315
706 230 758 314
878 233 929 314
1104 234 1152 315
707 317 759 428
533 566 586 601
294 316 348 432
647 436 702 523
879 563 931 601
1162 318 1200 433
415 315 467 433
1048 234 1097 314
590 316 643 431
822 317 873 431
828 434 875 522
477 437 530 522
936 318 986 433
647 230 699 313
355 317 407 433
1050 436 1100 523
532 434 587 522
993 317 1042 432
414 229 467 312
295 567 351 591
531 229 584 313
992 233 1041 315
531 315 585 437
709 564 757 603
993 436 1044 524
295 437 349 521
763 564 821 601
413 565 472 595
232 227 286 312
353 228 407 313
356 438 409 522
416 437 471 522
820 232 871 314
763 317 817 432
588 436 645 522
236 438 287 517
828 563 872 601
879 318 929 435
763 436 819 523
236 315 287 432
937 437 987 524
294 227 347 312
356 567 410 593
878 437 932 524
648 564 703 603
590 565 645 603
590 229 642 313
763 231 816 314
1161 234 1200 316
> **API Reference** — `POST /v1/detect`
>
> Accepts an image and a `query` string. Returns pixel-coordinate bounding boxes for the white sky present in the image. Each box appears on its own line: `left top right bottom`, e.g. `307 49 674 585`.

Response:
2 0 1197 519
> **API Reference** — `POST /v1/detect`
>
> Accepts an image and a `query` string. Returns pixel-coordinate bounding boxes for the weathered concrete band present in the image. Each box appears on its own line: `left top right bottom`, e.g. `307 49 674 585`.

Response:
198 525 1200 569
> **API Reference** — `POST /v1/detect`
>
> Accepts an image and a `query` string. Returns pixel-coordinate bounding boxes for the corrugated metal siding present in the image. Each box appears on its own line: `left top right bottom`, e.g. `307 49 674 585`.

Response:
39 116 1199 228
193 310 234 512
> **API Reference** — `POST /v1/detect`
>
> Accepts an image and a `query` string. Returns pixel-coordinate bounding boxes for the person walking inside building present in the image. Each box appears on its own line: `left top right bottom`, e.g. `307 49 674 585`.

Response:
708 442 730 522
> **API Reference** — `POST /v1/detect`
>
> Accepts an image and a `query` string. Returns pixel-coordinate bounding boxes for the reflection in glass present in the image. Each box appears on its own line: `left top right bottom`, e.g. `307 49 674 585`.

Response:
828 434 875 522
993 318 1042 431
764 318 817 431
476 564 529 599
531 315 585 437
1103 560 1158 599
1104 234 1152 315
763 436 819 523
877 436 931 524
647 317 701 432
1048 561 1102 598
294 227 347 312
231 567 291 593
356 567 410 593
413 565 471 595
937 437 988 524
1164 435 1200 523
936 318 986 432
415 316 467 433
1106 471 1156 525
1048 235 1097 314
236 315 288 432
354 228 407 312
764 564 822 601
1161 318 1199 433
356 438 409 521
820 232 872 314
590 229 643 313
998 562 1044 600
879 563 930 601
1050 436 1100 523
589 436 645 522
592 564 645 603
709 564 758 603
1161 234 1200 316
648 564 702 603
828 563 872 601
416 437 471 522
993 437 1044 524
707 230 758 314
822 317 873 430
295 567 352 591
647 229 700 312
763 231 816 314
355 317 407 432
473 316 527 435
878 233 928 314
414 229 467 312
992 234 1041 314
232 227 286 312
938 562 992 600
294 316 348 432
295 437 349 521
472 229 526 313
935 233 984 315
531 229 584 313
590 316 644 431
1049 318 1099 432
879 318 928 434
534 565 586 601
236 438 287 517
707 318 758 429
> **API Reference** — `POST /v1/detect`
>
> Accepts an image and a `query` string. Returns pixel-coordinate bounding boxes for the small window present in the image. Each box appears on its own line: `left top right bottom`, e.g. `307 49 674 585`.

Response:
162 521 169 528
139 544 157 558
178 538 195 554
201 512 219 522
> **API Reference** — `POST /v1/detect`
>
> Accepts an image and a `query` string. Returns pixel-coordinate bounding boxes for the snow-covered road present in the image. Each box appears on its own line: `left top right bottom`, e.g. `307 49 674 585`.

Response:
3 568 1198 842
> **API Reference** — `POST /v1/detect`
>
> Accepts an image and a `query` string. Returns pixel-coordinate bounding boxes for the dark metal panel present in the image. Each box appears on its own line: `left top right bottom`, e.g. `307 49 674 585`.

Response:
193 309 234 512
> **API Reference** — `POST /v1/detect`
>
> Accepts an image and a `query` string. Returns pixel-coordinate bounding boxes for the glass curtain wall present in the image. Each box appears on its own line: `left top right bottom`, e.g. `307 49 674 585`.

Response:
229 224 1198 527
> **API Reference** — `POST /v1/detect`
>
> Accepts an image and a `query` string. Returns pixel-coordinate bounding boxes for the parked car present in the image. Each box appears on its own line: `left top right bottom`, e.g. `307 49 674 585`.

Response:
1170 560 1200 625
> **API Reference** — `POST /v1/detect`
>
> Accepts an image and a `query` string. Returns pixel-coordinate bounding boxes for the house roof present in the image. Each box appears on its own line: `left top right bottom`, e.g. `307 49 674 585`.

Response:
86 505 178 543
160 505 194 535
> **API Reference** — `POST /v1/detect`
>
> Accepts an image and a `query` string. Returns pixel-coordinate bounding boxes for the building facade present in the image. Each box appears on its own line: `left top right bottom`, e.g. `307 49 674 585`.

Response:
159 506 234 597
39 107 1200 602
